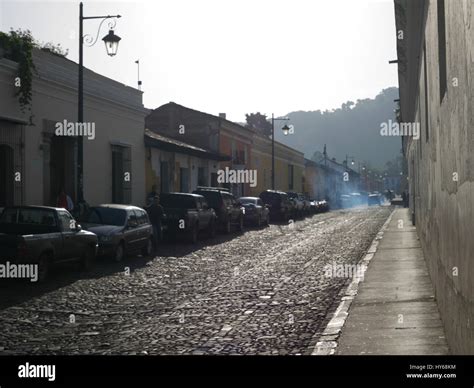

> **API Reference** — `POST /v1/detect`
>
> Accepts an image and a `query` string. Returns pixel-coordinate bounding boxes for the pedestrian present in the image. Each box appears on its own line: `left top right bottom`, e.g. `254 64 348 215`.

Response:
402 190 408 208
57 187 74 212
146 195 164 252
147 184 159 206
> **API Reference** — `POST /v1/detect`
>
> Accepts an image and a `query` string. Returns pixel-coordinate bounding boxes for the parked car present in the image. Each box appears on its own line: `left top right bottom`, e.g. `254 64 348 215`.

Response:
340 194 352 208
192 187 244 233
0 206 98 281
160 193 217 243
259 190 293 221
238 197 270 226
299 194 312 215
349 192 363 206
318 200 329 212
309 199 319 214
286 192 304 218
368 192 383 206
81 204 153 262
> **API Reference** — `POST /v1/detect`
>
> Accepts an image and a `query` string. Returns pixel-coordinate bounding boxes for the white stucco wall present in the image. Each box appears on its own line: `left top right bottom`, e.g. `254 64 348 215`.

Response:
0 48 148 207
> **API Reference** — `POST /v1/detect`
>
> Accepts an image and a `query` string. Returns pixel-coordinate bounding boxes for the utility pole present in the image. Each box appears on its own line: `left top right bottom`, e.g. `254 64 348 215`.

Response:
271 114 290 190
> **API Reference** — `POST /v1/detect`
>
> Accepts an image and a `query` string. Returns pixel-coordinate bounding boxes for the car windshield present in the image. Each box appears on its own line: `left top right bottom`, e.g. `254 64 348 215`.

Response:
161 195 197 209
85 207 127 226
239 198 256 205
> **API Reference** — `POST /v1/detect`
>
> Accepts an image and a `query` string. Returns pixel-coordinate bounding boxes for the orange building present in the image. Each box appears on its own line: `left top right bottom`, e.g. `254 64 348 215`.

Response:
145 103 253 196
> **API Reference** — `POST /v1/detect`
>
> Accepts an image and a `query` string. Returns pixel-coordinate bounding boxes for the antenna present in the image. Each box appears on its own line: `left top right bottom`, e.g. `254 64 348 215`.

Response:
135 59 142 90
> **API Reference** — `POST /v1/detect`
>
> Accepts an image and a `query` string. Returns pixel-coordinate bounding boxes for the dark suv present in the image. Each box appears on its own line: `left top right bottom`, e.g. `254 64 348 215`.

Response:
192 187 244 233
259 190 293 221
160 193 217 243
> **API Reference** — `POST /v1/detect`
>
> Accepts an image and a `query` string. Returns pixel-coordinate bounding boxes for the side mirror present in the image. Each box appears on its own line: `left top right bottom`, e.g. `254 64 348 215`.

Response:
75 224 82 232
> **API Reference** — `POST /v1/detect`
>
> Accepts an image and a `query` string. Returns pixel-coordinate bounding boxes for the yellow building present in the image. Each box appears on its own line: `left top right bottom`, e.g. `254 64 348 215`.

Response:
249 134 305 196
144 129 230 198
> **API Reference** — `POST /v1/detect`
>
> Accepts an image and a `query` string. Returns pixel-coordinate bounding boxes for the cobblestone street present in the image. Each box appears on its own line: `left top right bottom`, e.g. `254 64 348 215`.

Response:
0 207 391 355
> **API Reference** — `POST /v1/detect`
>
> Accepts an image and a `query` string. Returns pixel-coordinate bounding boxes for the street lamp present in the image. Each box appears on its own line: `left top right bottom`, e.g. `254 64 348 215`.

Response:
77 2 121 211
271 114 290 190
345 155 355 167
282 124 290 136
102 29 121 56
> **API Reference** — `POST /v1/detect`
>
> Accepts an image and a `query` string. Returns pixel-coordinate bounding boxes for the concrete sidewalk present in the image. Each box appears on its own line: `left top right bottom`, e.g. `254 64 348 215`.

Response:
335 208 449 355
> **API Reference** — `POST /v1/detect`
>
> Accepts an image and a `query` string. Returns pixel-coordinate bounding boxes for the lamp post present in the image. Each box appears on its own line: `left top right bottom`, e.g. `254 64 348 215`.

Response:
345 155 355 168
271 113 290 190
77 2 121 207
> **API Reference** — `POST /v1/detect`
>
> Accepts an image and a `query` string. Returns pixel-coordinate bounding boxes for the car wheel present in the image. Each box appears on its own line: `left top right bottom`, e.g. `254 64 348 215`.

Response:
81 247 95 271
189 224 198 244
238 216 244 232
141 238 153 257
114 242 125 262
37 253 50 282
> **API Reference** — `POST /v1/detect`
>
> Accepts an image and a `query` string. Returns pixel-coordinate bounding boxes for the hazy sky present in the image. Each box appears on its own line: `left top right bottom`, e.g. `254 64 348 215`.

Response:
1 0 398 122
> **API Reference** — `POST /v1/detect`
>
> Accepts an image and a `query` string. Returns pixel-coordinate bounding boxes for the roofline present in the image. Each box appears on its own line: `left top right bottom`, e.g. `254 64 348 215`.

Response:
144 132 231 161
150 102 255 134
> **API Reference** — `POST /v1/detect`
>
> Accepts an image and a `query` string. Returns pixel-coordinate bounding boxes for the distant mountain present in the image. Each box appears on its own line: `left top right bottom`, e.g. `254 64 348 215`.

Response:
274 87 400 169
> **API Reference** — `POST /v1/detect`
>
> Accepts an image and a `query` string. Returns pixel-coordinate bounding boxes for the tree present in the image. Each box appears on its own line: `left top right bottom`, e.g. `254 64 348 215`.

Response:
245 112 272 137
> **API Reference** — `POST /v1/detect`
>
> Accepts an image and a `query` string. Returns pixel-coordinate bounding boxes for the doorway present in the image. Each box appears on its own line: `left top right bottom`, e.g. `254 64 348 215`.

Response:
0 144 14 207
49 136 75 206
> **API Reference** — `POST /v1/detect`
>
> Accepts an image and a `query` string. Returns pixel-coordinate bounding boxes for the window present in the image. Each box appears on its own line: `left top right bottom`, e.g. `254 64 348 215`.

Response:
112 145 132 204
222 193 232 207
180 168 189 192
58 211 74 231
211 172 218 187
198 167 206 186
127 211 138 228
134 209 148 225
85 207 126 226
438 0 447 101
196 198 202 210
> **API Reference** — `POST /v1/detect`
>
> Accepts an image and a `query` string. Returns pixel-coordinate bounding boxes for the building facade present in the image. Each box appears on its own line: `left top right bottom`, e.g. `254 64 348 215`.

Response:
0 47 148 208
144 129 230 195
249 134 305 196
395 0 474 353
146 103 254 197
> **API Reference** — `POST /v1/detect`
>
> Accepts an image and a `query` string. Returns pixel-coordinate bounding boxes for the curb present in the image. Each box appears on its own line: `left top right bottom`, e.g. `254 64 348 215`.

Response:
311 209 396 355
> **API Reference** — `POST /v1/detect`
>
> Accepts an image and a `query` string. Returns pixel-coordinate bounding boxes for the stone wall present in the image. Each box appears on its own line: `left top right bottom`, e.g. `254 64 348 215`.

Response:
403 0 474 354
